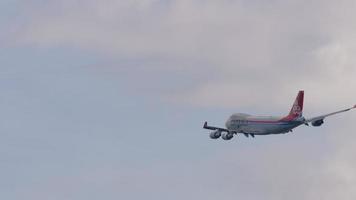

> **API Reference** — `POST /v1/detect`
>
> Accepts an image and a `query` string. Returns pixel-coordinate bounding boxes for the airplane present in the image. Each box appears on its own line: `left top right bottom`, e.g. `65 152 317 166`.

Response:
203 90 355 140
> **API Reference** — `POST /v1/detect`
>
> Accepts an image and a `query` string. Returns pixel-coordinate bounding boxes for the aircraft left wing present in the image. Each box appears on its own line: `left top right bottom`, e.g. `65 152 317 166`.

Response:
306 105 356 126
203 121 229 132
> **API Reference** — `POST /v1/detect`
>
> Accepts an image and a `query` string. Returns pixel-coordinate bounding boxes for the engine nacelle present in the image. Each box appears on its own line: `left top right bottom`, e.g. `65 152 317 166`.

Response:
209 130 222 139
222 132 234 140
312 119 324 127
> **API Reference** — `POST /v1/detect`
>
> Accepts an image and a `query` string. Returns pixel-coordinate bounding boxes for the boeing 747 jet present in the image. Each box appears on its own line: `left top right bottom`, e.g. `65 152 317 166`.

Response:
204 91 355 140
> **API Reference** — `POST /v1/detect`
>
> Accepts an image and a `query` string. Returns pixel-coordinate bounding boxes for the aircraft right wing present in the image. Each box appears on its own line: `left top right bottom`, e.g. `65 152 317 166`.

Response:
306 105 356 126
203 121 229 132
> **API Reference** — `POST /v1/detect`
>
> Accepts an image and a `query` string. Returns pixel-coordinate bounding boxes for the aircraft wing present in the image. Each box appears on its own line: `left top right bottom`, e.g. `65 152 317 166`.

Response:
203 121 229 132
306 105 356 125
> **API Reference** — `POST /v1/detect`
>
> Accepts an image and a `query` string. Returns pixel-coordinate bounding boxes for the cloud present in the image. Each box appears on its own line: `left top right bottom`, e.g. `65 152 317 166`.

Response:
14 0 356 110
12 129 356 200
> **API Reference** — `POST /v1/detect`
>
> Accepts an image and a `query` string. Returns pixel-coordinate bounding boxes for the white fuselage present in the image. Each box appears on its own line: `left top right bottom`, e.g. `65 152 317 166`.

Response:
225 113 305 135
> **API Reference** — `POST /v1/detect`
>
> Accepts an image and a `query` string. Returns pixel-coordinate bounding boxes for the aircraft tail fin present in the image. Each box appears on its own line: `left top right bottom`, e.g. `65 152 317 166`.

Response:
283 90 304 121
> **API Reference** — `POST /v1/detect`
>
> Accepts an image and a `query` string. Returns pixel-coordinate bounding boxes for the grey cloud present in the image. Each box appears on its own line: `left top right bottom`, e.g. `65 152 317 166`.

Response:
11 134 352 200
15 0 356 110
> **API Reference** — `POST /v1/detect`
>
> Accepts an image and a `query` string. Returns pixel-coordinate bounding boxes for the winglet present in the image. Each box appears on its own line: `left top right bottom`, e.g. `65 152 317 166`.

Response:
203 121 208 128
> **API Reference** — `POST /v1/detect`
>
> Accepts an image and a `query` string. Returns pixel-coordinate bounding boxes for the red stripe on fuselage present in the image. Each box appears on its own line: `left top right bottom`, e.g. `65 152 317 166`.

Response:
246 119 291 124
280 115 299 121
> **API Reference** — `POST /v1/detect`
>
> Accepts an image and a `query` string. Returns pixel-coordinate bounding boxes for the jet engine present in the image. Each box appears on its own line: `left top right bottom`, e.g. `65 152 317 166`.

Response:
312 119 324 127
209 130 222 139
222 132 234 140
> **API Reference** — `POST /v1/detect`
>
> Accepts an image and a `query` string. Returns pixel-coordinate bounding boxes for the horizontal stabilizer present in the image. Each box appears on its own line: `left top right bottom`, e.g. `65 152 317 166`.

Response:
203 121 228 132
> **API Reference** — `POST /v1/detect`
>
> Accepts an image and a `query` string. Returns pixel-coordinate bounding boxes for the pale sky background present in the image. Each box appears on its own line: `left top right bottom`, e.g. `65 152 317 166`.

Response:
1 0 356 199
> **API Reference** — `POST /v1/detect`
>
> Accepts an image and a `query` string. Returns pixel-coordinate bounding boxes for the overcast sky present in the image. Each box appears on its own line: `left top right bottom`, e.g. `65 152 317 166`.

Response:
1 0 356 199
